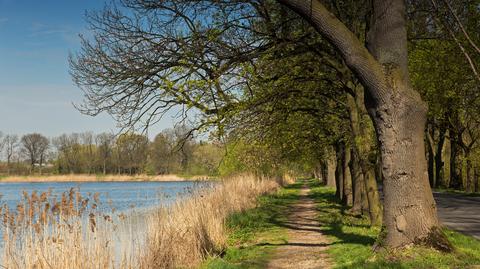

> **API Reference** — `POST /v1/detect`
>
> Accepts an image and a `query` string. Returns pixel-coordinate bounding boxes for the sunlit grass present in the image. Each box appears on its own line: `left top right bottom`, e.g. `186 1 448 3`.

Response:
309 181 480 269
202 182 302 268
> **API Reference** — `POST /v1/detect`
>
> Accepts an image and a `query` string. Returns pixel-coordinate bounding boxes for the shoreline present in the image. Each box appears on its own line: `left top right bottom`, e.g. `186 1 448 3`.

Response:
0 174 213 183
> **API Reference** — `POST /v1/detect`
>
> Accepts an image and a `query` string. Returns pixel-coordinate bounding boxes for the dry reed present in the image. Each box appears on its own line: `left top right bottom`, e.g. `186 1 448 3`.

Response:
138 174 288 268
0 188 129 269
0 174 293 269
0 174 211 183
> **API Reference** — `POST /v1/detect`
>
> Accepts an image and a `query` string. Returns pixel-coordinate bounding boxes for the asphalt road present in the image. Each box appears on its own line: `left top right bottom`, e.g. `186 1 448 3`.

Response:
434 191 480 240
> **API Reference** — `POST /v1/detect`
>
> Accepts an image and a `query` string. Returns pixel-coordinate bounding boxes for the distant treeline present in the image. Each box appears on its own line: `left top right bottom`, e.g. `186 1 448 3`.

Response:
0 126 223 176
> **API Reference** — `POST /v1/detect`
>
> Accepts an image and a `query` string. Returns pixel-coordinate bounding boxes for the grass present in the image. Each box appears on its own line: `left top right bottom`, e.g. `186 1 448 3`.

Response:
202 181 303 268
203 180 480 268
433 188 480 197
308 180 480 269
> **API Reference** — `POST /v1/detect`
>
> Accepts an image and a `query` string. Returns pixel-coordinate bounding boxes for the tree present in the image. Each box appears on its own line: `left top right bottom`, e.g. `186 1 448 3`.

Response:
70 0 450 249
53 133 82 173
150 130 181 175
96 133 115 174
0 132 4 154
21 133 49 170
277 0 449 250
80 132 96 174
116 133 149 174
3 134 19 174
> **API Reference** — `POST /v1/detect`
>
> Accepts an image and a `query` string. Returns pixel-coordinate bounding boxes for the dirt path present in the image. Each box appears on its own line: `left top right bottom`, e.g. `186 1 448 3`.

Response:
267 185 331 269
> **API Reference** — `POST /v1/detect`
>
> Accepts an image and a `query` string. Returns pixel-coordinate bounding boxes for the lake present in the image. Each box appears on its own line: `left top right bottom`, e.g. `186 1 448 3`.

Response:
0 180 213 256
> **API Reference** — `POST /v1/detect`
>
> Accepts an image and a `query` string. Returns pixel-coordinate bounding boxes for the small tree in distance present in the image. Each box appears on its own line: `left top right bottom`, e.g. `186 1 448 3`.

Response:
21 133 49 171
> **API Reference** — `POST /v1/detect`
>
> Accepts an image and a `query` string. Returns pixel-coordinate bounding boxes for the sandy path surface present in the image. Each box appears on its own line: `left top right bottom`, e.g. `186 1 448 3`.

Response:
267 185 331 269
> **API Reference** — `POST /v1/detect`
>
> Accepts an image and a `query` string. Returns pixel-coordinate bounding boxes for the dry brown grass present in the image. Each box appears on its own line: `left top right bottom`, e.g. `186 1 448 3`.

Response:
0 174 294 269
139 174 289 268
0 174 211 183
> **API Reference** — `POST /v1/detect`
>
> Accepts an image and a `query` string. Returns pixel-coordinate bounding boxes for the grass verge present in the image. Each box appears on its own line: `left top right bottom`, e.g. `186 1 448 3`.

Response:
202 181 303 269
433 188 480 197
308 180 480 269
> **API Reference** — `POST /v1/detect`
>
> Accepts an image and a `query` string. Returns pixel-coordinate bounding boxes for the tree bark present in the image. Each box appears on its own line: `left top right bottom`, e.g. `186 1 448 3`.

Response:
449 132 463 189
363 166 383 226
327 152 337 187
346 90 370 216
465 151 474 193
350 85 383 225
321 160 328 185
426 126 435 187
278 0 449 250
434 126 447 188
343 144 353 206
475 167 479 193
350 147 364 215
335 142 345 200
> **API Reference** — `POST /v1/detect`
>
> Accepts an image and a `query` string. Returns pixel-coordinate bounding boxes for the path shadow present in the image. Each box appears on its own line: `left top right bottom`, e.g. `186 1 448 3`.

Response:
255 242 332 248
306 181 377 247
265 181 376 247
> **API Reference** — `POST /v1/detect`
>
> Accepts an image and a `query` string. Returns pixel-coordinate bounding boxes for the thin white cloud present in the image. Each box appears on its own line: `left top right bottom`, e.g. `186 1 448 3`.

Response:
28 22 80 45
30 22 70 37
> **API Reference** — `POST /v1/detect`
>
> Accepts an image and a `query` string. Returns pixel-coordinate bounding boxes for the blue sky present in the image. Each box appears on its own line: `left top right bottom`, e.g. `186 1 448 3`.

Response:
0 0 177 139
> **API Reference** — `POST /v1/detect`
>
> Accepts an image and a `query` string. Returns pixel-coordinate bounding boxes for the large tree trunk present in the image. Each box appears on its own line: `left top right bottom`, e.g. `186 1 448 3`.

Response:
367 1 443 245
368 85 442 249
279 0 449 250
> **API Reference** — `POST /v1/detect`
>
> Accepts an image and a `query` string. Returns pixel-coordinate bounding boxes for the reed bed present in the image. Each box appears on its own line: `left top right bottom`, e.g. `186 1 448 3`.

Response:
0 188 131 269
0 174 294 269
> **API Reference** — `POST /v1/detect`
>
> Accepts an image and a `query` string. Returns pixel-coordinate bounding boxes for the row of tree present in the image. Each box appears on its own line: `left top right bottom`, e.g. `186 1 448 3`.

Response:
0 128 222 176
68 0 479 250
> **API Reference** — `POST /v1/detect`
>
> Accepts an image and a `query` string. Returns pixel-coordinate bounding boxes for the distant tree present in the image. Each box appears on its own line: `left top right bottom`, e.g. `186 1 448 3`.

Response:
191 142 223 175
96 133 115 174
149 131 178 174
21 133 49 169
53 134 81 173
116 133 149 174
173 125 195 171
3 134 19 174
0 132 4 159
80 132 96 174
